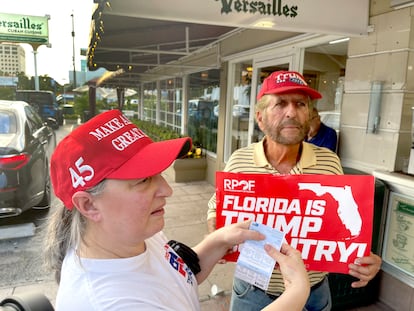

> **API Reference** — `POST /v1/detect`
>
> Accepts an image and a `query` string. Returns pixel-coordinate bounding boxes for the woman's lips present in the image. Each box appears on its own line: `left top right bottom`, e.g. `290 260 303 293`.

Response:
151 207 165 216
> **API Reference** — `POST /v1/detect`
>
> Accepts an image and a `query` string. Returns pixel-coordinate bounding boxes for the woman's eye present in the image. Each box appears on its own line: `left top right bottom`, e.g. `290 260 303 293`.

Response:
135 177 150 185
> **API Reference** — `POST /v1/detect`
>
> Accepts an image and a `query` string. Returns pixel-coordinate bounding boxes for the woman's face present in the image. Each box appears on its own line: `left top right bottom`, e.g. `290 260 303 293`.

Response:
89 175 173 253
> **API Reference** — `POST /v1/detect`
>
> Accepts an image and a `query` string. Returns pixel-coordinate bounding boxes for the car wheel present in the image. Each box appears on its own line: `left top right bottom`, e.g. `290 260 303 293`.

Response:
33 170 51 210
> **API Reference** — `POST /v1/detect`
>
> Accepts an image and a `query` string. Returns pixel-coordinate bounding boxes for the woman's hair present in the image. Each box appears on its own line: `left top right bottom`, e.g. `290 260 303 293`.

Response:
43 179 107 283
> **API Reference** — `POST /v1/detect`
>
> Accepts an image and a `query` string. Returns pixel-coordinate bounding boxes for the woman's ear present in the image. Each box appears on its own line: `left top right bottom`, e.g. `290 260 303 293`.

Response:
72 191 101 222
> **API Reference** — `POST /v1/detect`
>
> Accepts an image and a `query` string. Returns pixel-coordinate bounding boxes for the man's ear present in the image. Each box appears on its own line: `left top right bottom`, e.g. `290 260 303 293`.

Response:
72 191 101 222
256 110 265 131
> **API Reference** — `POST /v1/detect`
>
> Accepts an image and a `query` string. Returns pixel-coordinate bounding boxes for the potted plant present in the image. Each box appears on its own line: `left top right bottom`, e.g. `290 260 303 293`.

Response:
63 113 79 124
164 144 207 182
132 120 207 182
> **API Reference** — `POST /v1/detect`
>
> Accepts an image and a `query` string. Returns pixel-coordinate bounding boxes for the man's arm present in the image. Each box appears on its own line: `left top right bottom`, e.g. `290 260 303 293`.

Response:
207 217 216 234
207 193 218 233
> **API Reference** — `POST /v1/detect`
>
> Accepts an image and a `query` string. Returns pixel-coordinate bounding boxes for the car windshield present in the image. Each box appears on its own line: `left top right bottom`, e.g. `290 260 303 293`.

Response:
16 92 53 105
0 111 17 134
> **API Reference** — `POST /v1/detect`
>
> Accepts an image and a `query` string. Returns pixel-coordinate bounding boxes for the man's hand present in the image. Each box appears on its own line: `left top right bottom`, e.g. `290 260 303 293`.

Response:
348 252 381 288
207 217 216 234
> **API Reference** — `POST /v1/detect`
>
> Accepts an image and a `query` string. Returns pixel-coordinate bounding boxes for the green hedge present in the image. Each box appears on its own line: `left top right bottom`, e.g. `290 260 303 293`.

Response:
132 119 182 142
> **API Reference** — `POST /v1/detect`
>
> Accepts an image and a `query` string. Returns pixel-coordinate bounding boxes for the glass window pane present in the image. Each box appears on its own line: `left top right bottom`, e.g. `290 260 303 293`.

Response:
229 62 253 154
187 70 220 153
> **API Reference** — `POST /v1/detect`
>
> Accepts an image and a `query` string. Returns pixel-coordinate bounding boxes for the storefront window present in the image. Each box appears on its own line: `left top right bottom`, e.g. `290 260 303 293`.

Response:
159 78 182 132
228 61 253 154
187 70 220 153
142 70 219 153
304 41 347 113
142 81 157 121
224 43 347 159
303 40 347 150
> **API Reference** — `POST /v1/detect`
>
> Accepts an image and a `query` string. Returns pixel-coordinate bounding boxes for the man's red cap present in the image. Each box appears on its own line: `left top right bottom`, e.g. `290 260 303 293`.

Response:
50 109 191 210
257 70 322 100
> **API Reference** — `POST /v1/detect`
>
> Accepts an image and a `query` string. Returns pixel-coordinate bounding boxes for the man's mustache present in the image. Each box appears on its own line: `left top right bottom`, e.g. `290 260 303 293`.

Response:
278 120 303 129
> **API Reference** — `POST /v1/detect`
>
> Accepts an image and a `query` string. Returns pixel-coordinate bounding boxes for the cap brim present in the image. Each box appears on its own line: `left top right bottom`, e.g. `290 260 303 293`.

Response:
108 137 192 179
259 86 322 100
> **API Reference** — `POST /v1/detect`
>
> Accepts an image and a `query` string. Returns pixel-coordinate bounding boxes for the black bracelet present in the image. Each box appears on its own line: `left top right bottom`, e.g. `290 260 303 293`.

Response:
167 240 201 275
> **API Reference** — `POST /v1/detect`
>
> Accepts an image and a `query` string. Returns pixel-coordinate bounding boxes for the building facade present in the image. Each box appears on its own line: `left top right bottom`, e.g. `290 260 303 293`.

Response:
0 43 25 75
88 1 414 308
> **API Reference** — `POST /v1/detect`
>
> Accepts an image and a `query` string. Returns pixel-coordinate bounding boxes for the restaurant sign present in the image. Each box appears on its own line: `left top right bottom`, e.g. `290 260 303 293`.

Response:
217 0 298 17
0 13 49 45
109 0 369 36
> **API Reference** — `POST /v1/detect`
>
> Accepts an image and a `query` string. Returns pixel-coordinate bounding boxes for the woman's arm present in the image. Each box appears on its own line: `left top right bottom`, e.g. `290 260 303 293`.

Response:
262 244 310 311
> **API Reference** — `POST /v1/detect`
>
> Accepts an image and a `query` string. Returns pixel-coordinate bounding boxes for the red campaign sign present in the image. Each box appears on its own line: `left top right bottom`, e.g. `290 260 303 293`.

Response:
215 172 375 273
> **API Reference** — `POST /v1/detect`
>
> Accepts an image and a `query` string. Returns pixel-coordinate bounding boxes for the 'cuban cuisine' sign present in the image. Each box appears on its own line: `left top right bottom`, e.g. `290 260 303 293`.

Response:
215 172 375 273
0 13 49 45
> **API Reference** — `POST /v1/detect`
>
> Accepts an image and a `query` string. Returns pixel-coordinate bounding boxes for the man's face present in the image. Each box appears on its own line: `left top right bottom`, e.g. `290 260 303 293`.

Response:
257 93 311 145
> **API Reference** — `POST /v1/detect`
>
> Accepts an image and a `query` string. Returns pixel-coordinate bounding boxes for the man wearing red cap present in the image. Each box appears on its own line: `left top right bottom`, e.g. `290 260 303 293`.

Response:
207 71 382 311
44 109 312 311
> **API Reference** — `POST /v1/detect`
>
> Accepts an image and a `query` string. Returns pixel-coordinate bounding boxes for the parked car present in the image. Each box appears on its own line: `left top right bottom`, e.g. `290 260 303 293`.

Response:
15 90 63 128
0 100 56 218
188 99 216 120
62 104 75 116
233 104 250 118
214 105 219 117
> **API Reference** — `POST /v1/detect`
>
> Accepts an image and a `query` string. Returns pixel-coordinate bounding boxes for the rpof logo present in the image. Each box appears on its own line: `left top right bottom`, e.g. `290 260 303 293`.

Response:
223 178 255 192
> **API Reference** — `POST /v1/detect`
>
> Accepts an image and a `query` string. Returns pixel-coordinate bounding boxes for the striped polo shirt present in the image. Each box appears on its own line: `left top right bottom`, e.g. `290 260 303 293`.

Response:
207 138 343 295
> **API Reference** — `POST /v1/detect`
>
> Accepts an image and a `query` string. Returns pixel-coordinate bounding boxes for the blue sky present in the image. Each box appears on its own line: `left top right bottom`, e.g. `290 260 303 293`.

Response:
2 0 95 84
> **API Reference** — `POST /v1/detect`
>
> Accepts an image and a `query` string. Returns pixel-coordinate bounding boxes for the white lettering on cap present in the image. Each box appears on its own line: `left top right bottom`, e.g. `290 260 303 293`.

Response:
89 117 126 141
69 157 95 188
275 72 307 86
112 127 147 151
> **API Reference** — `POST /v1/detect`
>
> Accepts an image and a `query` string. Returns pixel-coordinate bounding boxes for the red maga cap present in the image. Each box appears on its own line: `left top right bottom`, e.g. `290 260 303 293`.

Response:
50 109 191 210
257 71 322 100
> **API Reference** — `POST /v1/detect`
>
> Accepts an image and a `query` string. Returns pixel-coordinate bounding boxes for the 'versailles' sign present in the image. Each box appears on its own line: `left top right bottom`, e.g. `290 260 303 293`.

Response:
215 172 375 273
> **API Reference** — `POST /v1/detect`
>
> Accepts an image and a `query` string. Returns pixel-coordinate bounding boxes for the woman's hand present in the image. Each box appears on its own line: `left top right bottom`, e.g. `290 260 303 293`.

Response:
194 220 265 283
265 243 309 292
262 243 310 311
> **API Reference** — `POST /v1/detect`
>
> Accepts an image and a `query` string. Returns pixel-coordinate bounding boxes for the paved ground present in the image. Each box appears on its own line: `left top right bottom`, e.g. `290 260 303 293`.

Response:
0 174 393 310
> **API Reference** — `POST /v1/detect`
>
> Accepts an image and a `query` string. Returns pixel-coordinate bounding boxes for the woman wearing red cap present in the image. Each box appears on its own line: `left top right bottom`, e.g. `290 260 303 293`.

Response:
44 109 310 311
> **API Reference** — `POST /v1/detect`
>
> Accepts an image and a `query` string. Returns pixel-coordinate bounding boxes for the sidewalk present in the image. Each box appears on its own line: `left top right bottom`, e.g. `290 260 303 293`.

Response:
0 176 233 310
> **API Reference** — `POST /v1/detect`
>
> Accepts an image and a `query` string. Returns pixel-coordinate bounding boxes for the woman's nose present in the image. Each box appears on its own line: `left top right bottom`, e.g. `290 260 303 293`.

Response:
154 174 173 197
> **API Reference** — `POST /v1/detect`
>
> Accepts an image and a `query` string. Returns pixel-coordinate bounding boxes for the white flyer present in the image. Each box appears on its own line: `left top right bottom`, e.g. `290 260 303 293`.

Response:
235 222 285 290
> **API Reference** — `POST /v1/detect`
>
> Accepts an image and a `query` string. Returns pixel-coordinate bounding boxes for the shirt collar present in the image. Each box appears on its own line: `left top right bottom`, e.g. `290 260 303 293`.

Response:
253 137 317 170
